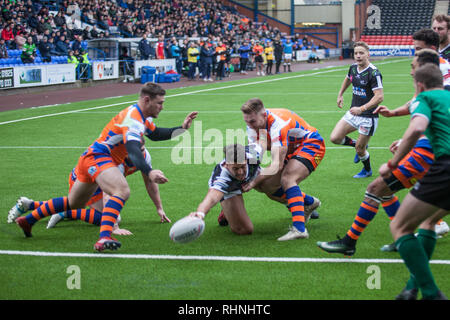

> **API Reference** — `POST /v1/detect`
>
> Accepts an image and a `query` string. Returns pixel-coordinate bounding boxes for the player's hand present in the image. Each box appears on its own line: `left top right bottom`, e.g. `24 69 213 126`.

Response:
389 139 402 154
373 105 394 117
149 170 169 184
378 163 391 179
182 111 199 129
241 181 255 193
157 207 171 223
349 107 361 116
112 227 133 236
337 96 344 109
189 212 205 220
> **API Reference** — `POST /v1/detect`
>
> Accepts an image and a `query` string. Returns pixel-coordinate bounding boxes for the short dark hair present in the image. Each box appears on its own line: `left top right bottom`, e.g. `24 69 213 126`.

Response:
412 29 440 49
415 48 440 67
140 82 166 99
223 144 247 164
414 63 443 89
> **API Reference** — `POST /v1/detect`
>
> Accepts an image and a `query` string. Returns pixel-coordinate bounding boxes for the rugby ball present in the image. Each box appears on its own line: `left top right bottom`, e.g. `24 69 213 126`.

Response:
169 216 205 243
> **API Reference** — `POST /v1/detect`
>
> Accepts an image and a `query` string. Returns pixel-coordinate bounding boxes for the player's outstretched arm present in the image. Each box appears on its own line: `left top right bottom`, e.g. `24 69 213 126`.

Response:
149 169 168 184
337 77 352 108
374 99 412 117
141 172 171 223
260 145 287 177
182 111 198 129
189 188 225 219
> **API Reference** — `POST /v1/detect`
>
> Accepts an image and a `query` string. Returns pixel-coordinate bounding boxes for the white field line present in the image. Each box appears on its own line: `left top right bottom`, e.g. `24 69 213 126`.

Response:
0 249 448 264
0 146 390 150
0 59 407 126
77 110 340 114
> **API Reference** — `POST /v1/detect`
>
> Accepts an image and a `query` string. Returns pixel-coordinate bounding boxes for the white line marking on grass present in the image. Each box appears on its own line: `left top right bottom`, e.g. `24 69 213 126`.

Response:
0 59 406 126
0 250 449 264
0 146 390 150
77 110 340 114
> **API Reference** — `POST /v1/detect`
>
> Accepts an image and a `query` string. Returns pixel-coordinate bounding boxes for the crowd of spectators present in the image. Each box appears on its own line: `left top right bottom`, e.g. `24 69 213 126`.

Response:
0 0 327 68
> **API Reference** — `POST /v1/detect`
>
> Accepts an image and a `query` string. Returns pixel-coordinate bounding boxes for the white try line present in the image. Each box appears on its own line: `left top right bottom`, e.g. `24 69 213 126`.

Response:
0 146 390 150
77 110 340 114
0 249 448 264
0 59 407 127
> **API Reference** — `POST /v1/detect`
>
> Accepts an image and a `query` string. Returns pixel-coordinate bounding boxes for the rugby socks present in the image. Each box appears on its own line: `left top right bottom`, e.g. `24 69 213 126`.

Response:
344 201 378 245
272 188 314 207
381 196 400 220
405 229 437 291
341 136 356 147
285 186 306 232
302 192 315 206
28 201 44 210
360 152 371 171
69 208 102 226
99 196 125 238
272 187 285 199
396 233 440 299
25 197 70 225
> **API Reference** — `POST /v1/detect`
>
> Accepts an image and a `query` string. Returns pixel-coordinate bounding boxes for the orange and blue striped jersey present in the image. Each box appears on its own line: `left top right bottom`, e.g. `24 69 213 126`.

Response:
247 108 317 151
86 103 156 165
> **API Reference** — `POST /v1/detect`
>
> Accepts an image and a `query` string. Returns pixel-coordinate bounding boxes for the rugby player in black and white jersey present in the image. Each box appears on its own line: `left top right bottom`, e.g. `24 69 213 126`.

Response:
189 144 261 235
432 14 450 63
330 41 384 178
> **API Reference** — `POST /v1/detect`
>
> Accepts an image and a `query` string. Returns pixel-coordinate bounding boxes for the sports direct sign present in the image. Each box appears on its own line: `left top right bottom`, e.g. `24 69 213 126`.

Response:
92 60 119 80
369 47 414 57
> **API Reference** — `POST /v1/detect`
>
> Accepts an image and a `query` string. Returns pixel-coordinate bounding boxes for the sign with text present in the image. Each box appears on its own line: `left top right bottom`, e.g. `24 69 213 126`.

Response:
92 60 119 80
134 59 176 78
0 67 14 89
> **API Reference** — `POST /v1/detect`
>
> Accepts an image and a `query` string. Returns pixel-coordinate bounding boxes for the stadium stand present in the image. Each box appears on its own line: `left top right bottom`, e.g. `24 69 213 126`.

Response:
360 0 436 47
0 0 282 67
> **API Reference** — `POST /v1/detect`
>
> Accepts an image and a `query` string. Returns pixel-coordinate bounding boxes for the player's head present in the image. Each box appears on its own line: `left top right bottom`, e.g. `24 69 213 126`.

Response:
412 29 440 51
223 144 247 181
353 41 370 66
411 48 440 76
432 14 450 45
411 48 439 77
140 83 166 118
241 98 266 130
414 63 443 93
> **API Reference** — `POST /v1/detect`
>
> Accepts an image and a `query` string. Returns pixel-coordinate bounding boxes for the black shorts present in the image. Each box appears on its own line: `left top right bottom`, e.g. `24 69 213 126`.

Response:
255 55 263 63
383 174 406 192
410 156 450 210
284 156 315 174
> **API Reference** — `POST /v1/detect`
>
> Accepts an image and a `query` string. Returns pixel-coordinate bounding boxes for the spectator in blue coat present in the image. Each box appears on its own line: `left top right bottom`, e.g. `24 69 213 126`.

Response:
139 33 154 60
170 38 182 74
238 40 251 74
200 41 215 81
55 35 69 56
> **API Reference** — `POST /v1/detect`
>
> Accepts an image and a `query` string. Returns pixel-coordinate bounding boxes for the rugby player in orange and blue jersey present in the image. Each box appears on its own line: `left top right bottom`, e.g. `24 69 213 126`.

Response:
240 98 325 241
43 146 171 231
14 83 198 251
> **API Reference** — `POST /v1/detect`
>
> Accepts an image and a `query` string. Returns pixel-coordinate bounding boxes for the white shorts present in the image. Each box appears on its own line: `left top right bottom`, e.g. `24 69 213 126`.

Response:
284 53 292 60
343 110 379 136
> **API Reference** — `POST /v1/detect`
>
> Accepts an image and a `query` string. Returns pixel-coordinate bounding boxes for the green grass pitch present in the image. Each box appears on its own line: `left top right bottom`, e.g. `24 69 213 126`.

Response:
0 57 448 300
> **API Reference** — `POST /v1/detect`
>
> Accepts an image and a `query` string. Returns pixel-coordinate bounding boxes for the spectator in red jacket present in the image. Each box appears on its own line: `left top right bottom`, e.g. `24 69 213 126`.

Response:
1 24 14 48
156 35 165 59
